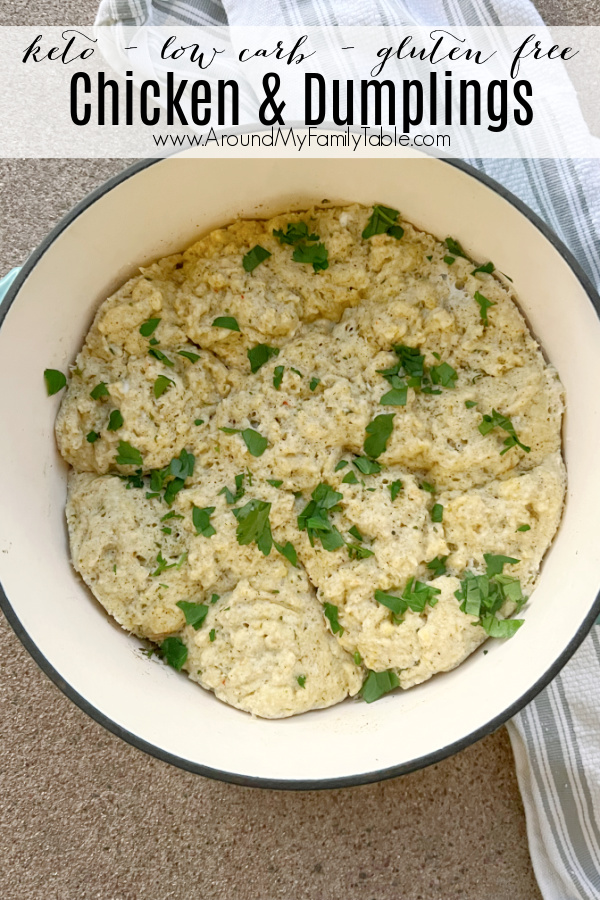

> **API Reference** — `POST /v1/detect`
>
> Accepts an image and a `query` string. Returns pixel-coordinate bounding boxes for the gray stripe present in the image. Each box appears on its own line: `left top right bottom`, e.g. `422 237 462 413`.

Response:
520 701 589 898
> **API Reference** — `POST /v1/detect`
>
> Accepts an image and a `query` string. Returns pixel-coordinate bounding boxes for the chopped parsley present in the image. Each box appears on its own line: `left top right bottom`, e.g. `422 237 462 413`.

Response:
220 426 268 457
273 222 319 245
375 589 406 618
233 499 273 556
192 506 216 538
454 556 524 637
378 344 456 404
161 526 172 535
194 419 204 426
426 555 448 578
115 440 143 467
342 471 359 485
210 593 219 604
353 651 363 666
309 377 321 391
273 365 284 389
346 543 374 561
297 675 307 688
430 362 458 389
274 540 298 567
145 448 195 505
219 473 245 505
334 460 349 471
402 578 441 612
465 400 478 409
297 483 345 552
90 382 109 400
443 255 456 265
243 245 271 272
292 242 329 273
517 524 531 532
107 409 124 431
44 368 67 395
478 409 531 455
151 551 177 577
86 430 99 443
176 600 209 630
445 237 469 260
212 316 240 331
248 344 280 374
267 479 283 488
353 456 382 475
178 350 200 363
324 602 343 635
161 511 183 522
149 348 174 367
362 205 404 240
472 261 495 276
380 378 408 407
154 375 174 399
209 629 216 642
431 503 444 523
360 669 399 703
160 636 187 670
474 291 496 327
364 414 395 459
389 480 403 501
139 318 160 337
420 481 435 493
348 525 363 542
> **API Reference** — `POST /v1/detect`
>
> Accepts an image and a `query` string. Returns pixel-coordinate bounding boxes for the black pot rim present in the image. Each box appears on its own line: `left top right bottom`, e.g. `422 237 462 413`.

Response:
1 154 599 791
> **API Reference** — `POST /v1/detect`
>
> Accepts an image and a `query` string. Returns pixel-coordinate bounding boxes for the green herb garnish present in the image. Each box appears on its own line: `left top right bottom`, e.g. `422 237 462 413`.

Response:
149 348 174 367
362 205 403 240
360 669 399 703
465 400 478 409
389 480 402 501
309 377 321 391
160 636 187 670
273 365 284 389
298 483 345 552
209 629 216 642
430 362 458 389
472 261 495 276
267 479 283 488
273 222 319 245
274 540 298 567
474 291 496 327
353 456 382 475
86 431 99 443
192 506 216 538
220 473 245 505
44 368 67 395
178 350 200 363
353 651 363 666
90 382 109 400
297 675 306 688
233 499 273 556
334 460 349 471
243 245 271 272
176 600 209 630
154 375 174 399
140 318 160 337
478 409 531 455
426 556 448 578
107 409 124 431
431 503 444 523
342 471 359 485
292 242 329 273
443 255 456 265
364 414 395 459
445 237 469 260
248 344 280 374
212 316 240 331
324 602 343 635
517 524 531 532
115 440 143 467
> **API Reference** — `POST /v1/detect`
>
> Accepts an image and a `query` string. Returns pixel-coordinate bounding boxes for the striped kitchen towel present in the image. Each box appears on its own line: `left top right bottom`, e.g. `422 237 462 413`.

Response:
95 0 600 895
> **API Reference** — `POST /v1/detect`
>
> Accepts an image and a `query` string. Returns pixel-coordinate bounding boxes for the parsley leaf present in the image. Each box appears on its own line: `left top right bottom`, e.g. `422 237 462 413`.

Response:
430 362 458 389
465 400 478 409
298 483 345 552
151 551 177 577
267 479 283 488
160 636 187 670
219 427 268 457
346 544 374 560
86 430 99 443
474 291 496 327
431 503 444 523
443 255 456 265
517 524 531 532
353 651 363 666
380 376 408 407
273 222 319 245
90 382 109 400
472 261 495 276
420 481 435 493
362 205 401 240
342 471 359 485
478 409 531 455
209 629 216 642
309 377 320 391
176 600 209 630
360 669 399 703
334 460 349 471
274 540 298 567
154 375 174 399
161 511 183 522
353 456 382 475
220 474 246 505
140 318 161 337
292 242 329 273
248 344 280 374
273 365 284 389
44 369 67 395
389 480 403 501
296 674 306 688
426 556 448 578
233 499 272 555
324 603 343 635
212 316 240 331
243 245 271 272
115 440 143 467
375 589 407 618
107 409 124 431
454 564 526 636
484 553 520 577
364 414 395 459
445 237 469 260
178 350 200 363
149 348 174 367
480 615 524 638
192 506 216 538
402 578 441 612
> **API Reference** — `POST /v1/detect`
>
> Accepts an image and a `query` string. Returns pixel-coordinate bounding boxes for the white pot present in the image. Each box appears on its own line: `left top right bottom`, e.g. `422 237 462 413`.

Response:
1 151 599 789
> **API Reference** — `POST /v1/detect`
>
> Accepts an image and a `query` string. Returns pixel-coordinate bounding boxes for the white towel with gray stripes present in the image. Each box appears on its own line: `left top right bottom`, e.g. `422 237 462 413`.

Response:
96 0 600 895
